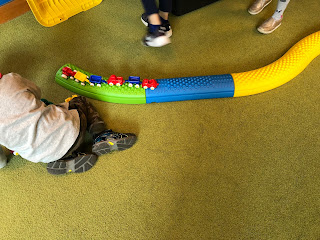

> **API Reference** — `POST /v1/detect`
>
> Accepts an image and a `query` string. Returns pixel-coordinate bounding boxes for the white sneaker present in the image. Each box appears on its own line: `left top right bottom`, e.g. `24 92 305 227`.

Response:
142 26 171 47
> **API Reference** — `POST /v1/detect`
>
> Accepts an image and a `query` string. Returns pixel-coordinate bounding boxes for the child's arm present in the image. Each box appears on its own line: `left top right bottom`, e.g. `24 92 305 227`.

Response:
0 146 7 169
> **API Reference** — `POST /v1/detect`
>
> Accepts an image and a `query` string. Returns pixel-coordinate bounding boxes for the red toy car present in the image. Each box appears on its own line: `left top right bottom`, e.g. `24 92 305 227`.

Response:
107 75 125 86
61 67 77 79
142 79 159 90
0 73 2 79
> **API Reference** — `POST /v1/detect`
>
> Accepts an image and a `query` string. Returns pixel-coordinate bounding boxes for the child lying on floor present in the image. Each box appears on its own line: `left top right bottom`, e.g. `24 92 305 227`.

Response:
0 73 137 175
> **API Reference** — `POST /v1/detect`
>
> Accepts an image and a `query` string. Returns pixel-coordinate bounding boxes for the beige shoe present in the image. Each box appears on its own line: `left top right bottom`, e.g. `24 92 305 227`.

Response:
257 17 282 34
248 0 272 15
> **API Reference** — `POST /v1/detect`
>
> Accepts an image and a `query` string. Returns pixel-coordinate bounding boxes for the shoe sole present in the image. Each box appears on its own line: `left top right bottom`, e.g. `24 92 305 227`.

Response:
248 0 272 15
142 36 171 47
47 154 97 175
92 135 137 156
257 22 281 34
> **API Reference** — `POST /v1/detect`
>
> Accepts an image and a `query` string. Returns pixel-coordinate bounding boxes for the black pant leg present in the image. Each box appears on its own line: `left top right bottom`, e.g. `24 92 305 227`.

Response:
141 0 159 15
159 0 172 12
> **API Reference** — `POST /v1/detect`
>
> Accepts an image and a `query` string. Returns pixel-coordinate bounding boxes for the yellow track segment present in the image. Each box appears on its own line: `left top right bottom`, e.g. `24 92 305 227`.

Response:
232 31 320 97
26 0 102 27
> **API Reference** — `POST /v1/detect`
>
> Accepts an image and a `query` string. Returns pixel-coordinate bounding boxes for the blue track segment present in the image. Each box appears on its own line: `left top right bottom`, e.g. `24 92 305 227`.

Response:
146 74 235 103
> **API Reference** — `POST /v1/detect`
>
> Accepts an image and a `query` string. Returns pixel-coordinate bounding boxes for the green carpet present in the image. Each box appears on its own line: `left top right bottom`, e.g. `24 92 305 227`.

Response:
0 0 319 239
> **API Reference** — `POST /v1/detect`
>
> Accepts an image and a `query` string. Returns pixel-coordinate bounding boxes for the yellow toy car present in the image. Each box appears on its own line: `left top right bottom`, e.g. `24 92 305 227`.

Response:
74 72 90 85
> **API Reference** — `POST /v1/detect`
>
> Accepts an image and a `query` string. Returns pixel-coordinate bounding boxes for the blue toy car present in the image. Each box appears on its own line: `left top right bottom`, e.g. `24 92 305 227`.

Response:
126 76 141 88
89 75 107 87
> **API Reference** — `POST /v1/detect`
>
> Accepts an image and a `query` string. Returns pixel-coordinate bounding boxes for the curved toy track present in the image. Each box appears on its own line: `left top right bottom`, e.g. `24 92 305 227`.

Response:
55 31 320 104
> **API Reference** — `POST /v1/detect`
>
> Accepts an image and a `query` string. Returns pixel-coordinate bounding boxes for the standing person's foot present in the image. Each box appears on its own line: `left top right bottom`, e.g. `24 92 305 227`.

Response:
92 130 137 156
47 153 97 175
142 24 171 47
141 13 172 37
257 16 282 34
248 0 272 15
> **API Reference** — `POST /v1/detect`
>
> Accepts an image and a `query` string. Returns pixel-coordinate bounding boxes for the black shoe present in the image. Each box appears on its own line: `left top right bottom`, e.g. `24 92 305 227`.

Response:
92 130 137 156
141 13 172 37
141 13 149 26
47 153 97 175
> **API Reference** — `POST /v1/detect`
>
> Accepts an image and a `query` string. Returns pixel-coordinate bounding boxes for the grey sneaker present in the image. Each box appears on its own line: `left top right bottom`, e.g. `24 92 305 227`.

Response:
248 0 272 15
47 153 97 175
92 130 137 156
257 16 282 34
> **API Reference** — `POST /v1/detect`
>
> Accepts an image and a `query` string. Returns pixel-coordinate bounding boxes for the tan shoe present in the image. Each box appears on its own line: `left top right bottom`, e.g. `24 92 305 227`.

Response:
248 0 272 15
257 17 282 34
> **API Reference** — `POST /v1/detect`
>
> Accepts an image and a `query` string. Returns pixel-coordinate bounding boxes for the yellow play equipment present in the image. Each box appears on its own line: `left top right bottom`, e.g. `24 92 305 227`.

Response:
26 0 102 27
232 31 320 97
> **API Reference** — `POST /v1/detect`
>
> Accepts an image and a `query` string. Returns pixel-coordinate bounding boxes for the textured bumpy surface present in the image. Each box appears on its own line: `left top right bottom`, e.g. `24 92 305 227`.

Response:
55 64 147 104
232 31 320 97
92 135 137 156
56 31 320 104
146 75 234 103
26 0 102 27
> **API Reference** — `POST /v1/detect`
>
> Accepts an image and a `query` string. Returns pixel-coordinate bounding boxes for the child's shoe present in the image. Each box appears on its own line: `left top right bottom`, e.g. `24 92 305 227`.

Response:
257 16 282 34
92 130 137 156
248 0 272 15
142 24 171 47
47 152 97 175
141 13 172 37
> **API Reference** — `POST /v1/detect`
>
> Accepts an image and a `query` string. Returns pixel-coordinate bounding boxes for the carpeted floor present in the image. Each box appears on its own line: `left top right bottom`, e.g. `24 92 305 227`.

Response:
0 0 319 239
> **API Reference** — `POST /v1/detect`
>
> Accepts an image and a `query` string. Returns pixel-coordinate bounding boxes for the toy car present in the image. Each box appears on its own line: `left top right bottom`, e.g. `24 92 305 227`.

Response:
89 75 107 87
142 79 159 90
126 76 141 88
61 67 77 79
107 75 125 86
0 73 2 79
74 71 90 85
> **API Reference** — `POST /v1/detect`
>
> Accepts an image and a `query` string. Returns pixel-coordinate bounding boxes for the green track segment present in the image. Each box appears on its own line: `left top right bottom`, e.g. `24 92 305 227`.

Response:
55 64 147 104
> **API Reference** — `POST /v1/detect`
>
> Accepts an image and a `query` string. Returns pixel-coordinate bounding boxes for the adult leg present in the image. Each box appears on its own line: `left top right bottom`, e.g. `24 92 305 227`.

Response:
257 0 291 34
159 0 172 20
141 0 158 16
157 0 172 37
140 0 171 47
272 0 290 20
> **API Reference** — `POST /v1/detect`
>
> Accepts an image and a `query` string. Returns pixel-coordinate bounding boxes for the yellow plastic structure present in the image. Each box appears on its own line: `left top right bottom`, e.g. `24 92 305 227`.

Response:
232 31 320 97
26 0 102 27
